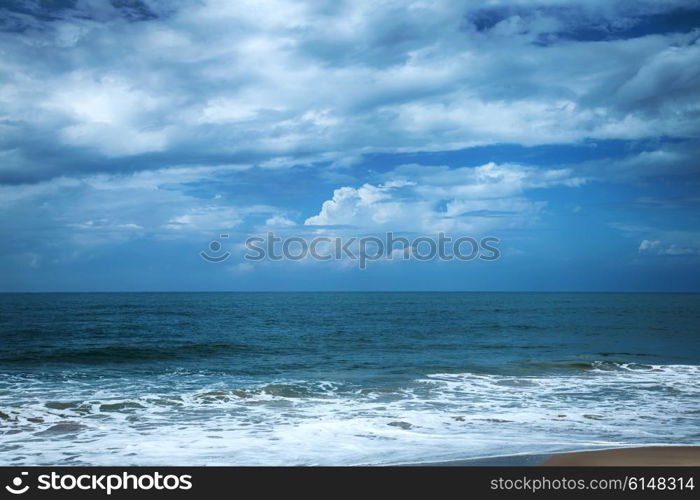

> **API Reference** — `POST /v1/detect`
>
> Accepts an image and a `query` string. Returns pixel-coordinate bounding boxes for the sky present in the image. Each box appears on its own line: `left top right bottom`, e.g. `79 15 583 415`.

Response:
0 0 699 292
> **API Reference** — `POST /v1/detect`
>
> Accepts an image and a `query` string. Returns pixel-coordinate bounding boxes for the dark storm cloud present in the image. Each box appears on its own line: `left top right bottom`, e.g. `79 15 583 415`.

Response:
0 0 698 183
0 0 162 32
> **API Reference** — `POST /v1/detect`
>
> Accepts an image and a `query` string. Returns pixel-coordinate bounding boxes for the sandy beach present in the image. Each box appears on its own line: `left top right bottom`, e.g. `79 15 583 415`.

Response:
408 447 700 466
544 447 700 466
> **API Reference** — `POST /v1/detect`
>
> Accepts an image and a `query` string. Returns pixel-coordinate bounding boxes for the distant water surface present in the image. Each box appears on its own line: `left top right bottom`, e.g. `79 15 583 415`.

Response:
0 292 698 465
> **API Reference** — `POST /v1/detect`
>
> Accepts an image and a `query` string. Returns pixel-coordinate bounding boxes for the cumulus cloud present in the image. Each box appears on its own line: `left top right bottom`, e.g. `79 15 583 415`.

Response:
305 162 586 233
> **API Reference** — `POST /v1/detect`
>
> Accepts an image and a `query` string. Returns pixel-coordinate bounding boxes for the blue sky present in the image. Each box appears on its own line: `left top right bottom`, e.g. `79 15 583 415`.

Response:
1 0 699 292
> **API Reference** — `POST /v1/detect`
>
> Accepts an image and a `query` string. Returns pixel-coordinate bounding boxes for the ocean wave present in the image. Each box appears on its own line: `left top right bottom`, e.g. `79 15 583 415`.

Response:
517 360 670 372
1 363 698 465
0 342 280 363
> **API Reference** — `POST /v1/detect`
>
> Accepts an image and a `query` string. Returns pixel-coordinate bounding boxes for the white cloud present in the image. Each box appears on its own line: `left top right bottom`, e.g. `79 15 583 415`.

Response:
639 239 660 251
305 162 586 233
264 215 296 227
614 225 700 257
639 239 700 256
164 208 242 232
42 72 173 156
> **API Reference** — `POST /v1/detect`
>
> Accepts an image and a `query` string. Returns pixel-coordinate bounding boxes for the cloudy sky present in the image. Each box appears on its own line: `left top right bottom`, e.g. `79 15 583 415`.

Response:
1 0 699 291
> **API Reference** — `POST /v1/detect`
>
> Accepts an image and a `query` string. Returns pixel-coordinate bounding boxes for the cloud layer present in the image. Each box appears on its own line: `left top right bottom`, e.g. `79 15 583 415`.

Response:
1 0 699 183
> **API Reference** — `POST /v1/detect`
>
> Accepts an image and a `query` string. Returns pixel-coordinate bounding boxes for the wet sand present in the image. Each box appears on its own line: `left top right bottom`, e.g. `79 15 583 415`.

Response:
407 446 700 466
544 446 700 466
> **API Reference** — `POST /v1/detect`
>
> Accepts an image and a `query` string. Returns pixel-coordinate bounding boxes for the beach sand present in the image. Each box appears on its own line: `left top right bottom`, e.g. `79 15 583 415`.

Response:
544 446 700 466
409 447 700 466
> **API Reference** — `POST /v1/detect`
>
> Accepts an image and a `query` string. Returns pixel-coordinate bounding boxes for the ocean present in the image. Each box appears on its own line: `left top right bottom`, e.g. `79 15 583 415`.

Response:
1 292 699 465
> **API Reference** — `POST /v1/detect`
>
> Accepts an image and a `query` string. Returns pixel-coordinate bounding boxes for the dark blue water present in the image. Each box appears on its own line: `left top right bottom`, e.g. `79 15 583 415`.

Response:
1 292 699 465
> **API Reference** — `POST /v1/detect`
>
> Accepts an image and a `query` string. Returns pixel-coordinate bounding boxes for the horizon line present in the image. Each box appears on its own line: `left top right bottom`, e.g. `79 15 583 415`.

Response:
1 290 699 294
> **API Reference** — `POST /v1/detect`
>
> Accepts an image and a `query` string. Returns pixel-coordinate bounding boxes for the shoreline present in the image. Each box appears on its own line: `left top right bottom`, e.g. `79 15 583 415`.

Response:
405 446 700 466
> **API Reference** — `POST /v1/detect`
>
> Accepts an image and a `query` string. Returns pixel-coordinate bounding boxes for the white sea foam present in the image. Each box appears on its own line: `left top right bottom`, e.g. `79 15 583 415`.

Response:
1 364 699 465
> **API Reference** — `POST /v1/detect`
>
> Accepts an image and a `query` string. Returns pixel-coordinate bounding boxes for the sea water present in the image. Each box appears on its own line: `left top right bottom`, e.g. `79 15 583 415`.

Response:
1 292 698 465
